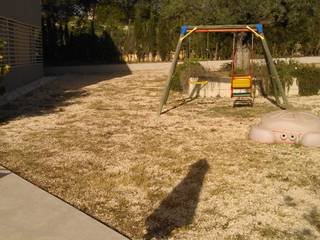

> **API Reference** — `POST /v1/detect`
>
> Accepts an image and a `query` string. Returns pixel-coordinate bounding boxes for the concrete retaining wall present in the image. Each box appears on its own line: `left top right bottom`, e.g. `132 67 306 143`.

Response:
188 78 300 98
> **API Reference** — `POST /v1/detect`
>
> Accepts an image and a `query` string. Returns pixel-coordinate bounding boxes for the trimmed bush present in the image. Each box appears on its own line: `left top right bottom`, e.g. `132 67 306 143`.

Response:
171 60 205 93
253 60 299 96
295 64 320 96
171 59 320 97
275 60 299 92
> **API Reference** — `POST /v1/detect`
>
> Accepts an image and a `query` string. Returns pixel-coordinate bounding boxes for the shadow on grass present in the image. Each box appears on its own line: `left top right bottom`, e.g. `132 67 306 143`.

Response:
304 207 320 232
144 159 209 239
257 80 287 110
0 167 10 179
0 70 131 124
161 97 198 115
265 96 287 110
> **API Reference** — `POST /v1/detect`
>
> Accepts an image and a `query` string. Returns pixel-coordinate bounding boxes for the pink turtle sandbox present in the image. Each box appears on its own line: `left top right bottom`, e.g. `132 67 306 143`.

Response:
249 110 320 147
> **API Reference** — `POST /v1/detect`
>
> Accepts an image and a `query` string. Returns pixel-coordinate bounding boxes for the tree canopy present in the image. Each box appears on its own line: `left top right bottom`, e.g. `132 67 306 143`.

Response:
42 0 320 65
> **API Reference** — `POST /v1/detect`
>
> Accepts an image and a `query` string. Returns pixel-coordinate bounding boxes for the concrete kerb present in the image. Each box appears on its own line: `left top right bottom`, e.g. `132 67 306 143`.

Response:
0 76 56 107
0 165 130 240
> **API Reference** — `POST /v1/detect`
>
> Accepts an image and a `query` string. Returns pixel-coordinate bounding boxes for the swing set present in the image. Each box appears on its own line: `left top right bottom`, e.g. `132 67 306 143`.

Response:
158 24 289 115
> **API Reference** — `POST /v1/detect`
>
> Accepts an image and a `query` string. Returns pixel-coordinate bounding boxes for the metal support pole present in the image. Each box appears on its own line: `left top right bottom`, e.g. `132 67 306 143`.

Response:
260 33 289 108
158 34 184 115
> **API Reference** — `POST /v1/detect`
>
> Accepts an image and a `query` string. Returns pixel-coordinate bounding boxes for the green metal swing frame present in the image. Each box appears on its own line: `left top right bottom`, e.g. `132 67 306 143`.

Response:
158 24 289 115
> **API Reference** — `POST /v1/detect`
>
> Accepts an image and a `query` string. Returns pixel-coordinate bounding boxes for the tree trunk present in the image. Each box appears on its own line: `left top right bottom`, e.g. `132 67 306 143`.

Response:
214 42 219 60
235 34 250 73
90 6 96 36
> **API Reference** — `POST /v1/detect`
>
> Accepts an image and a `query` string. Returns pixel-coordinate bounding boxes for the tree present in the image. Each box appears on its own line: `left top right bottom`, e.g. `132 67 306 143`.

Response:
134 0 160 61
41 0 320 64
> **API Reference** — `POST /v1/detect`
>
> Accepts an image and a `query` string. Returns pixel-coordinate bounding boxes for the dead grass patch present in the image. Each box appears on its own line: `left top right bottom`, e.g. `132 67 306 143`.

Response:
1 71 320 239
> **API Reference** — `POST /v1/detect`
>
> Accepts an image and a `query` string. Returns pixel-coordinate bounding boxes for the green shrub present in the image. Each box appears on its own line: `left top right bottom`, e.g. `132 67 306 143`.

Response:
253 60 298 96
220 62 251 75
255 60 320 96
220 62 232 72
171 60 205 92
295 64 320 96
275 60 299 92
171 59 320 97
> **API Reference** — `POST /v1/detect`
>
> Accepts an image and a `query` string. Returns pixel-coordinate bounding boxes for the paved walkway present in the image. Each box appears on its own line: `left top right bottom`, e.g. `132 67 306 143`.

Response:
0 166 129 240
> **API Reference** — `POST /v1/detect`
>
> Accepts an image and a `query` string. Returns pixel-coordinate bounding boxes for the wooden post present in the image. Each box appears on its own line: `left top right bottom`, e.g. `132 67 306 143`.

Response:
262 47 280 104
158 33 184 115
260 33 289 108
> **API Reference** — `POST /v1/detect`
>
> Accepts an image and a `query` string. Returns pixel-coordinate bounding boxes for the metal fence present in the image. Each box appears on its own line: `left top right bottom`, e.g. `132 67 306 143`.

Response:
0 16 43 67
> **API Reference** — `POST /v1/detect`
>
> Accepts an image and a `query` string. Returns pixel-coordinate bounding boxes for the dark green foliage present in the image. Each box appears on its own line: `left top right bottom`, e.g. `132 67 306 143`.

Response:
254 61 320 96
273 61 320 97
295 64 320 96
157 17 171 61
275 60 299 92
42 0 320 65
171 60 205 92
172 59 320 97
220 63 232 72
133 0 158 61
253 60 294 95
43 28 123 65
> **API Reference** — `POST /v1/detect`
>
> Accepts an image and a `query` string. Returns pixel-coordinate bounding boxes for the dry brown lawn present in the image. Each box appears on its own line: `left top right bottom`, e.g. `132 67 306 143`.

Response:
1 70 320 239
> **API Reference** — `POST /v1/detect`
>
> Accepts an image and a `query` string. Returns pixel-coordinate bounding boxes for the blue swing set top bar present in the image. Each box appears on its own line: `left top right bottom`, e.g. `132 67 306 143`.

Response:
181 24 263 35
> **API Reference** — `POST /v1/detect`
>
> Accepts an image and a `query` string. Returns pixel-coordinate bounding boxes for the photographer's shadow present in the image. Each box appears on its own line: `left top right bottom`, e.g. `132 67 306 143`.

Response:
144 159 209 239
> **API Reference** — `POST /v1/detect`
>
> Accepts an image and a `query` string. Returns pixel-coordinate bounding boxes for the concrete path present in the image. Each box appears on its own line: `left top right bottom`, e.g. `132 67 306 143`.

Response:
0 166 129 240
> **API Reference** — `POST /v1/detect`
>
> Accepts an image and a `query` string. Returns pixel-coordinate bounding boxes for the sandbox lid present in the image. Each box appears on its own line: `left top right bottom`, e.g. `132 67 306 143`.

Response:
260 110 320 133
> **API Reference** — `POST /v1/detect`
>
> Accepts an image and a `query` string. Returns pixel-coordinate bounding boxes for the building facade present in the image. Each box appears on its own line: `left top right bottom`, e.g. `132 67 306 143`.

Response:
0 0 43 93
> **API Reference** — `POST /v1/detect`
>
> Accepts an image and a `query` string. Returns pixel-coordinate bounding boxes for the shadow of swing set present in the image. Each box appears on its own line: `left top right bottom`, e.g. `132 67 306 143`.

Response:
158 24 289 115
